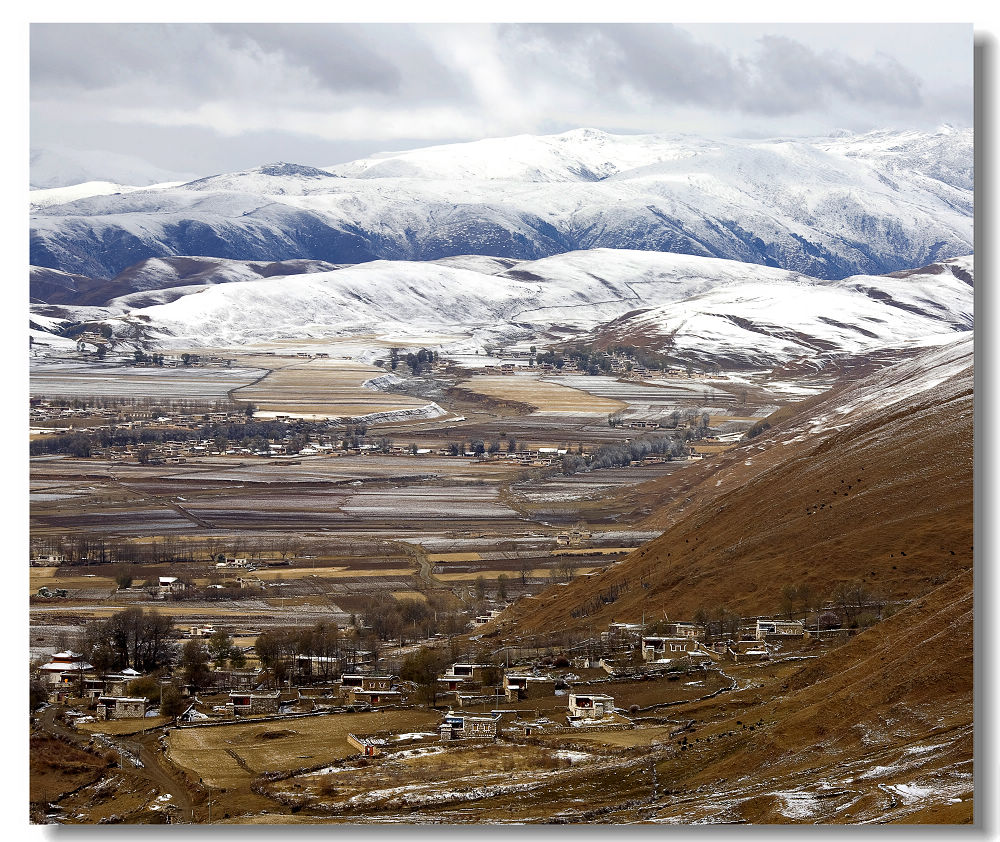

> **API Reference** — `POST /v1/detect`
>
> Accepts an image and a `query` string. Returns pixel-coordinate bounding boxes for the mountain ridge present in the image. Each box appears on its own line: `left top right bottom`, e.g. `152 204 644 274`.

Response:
30 127 972 280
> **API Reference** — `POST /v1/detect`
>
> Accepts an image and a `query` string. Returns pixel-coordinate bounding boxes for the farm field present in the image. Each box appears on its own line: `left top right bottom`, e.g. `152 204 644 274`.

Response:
550 374 735 410
167 710 440 789
458 374 625 415
30 359 266 400
232 357 441 420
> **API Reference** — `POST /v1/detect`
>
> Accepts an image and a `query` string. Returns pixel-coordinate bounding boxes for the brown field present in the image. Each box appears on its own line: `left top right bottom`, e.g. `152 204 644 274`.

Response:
460 375 625 414
433 567 598 582
551 547 633 556
233 358 435 419
167 710 440 788
391 590 427 602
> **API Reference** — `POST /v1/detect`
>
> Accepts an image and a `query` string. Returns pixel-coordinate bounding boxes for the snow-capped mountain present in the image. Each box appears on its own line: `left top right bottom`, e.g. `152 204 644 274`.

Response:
30 146 197 190
29 180 186 212
35 250 971 370
30 127 972 281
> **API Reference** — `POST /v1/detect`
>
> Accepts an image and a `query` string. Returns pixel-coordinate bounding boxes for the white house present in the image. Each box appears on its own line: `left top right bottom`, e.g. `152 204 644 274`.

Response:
158 576 186 596
567 693 615 721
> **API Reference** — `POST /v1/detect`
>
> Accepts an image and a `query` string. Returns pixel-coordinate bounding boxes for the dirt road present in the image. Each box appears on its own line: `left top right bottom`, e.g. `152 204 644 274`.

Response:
36 705 195 821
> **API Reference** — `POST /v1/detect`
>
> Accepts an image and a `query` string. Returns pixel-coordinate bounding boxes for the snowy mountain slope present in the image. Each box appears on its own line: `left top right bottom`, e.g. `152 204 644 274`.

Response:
326 128 707 182
30 256 344 307
29 266 98 305
50 250 973 371
586 256 974 368
30 128 972 282
114 260 538 348
29 180 186 212
30 146 197 190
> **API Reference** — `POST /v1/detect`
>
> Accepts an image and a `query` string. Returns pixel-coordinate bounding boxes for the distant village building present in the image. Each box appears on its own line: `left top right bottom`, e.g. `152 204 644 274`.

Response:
227 691 280 717
31 554 67 565
347 733 387 757
37 651 94 687
567 693 615 722
438 711 500 741
727 641 771 664
158 576 186 596
95 696 147 720
641 636 697 661
755 619 806 640
555 527 592 547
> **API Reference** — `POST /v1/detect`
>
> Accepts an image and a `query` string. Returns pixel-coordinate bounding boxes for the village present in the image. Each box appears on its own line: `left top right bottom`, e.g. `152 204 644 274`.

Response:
28 336 845 824
31 593 851 823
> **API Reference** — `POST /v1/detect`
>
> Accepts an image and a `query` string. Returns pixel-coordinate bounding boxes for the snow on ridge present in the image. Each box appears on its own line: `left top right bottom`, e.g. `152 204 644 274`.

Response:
32 127 972 282
83 249 975 374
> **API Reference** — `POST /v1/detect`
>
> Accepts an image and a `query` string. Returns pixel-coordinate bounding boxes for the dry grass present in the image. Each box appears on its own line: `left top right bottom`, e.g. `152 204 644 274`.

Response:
30 734 108 804
31 569 116 591
427 552 482 563
391 591 428 602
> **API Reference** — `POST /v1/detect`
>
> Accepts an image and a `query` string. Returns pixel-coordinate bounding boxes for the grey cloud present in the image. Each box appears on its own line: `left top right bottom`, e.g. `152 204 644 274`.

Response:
501 24 927 117
739 36 923 116
31 22 472 105
212 23 404 95
29 22 971 181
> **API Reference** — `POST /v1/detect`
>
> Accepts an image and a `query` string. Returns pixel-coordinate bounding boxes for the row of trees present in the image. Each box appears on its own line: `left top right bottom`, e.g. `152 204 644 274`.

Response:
359 592 470 644
387 347 438 375
445 437 520 456
608 409 710 430
562 433 690 475
33 395 242 414
32 534 202 566
779 580 890 628
30 417 327 458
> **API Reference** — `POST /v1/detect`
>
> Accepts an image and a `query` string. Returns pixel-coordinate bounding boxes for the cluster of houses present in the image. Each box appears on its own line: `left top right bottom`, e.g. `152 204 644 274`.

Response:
637 618 807 666
34 611 813 754
468 348 719 382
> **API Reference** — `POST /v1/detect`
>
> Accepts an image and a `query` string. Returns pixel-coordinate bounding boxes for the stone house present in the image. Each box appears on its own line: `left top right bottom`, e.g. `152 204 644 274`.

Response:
642 636 697 661
227 691 280 716
96 696 147 720
438 711 500 741
755 619 806 640
567 693 615 721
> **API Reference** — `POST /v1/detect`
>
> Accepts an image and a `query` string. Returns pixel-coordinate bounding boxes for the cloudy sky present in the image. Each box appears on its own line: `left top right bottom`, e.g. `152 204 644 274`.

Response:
30 22 973 182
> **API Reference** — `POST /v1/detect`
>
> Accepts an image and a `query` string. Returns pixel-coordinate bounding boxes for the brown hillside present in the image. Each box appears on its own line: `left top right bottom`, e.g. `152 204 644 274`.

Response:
639 567 973 823
498 338 973 638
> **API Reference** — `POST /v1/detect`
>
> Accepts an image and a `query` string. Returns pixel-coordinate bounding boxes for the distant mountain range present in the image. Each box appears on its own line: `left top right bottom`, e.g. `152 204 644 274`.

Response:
30 127 972 281
30 146 197 190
